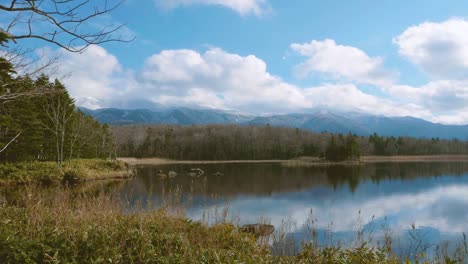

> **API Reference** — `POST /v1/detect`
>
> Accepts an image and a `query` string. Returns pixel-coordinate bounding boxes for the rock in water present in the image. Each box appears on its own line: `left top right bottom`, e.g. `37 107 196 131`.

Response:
241 224 274 237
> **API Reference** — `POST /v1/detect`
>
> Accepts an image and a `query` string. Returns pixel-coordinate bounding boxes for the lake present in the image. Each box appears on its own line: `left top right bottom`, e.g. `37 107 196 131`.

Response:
116 162 468 255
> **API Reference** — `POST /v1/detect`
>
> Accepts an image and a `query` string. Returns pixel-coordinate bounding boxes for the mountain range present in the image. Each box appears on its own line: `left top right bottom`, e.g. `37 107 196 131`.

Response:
80 107 468 140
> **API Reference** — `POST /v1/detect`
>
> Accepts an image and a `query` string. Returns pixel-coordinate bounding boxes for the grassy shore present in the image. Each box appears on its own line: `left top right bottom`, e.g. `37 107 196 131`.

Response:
0 187 409 264
119 155 468 166
1 176 466 262
0 159 135 186
2 158 467 263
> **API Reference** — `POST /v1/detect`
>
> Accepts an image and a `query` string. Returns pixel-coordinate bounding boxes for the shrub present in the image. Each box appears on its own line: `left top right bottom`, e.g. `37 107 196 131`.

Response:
0 159 133 186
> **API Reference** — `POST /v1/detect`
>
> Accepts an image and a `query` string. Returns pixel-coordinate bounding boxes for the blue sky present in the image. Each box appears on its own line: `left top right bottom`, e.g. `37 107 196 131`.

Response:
109 0 467 85
5 0 468 124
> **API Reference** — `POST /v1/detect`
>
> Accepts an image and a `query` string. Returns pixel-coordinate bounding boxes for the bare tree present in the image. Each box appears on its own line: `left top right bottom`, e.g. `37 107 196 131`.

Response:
0 0 132 101
0 0 131 155
68 110 86 163
0 129 21 153
41 82 75 169
0 0 133 53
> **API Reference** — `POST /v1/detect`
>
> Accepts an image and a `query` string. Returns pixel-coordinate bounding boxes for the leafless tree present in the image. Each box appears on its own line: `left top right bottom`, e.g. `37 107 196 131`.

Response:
0 0 131 155
41 86 75 169
0 0 133 101
68 110 87 163
0 0 134 52
0 129 21 153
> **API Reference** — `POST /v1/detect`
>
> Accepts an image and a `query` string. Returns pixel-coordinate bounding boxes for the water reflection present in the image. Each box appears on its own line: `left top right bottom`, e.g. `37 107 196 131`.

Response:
117 162 468 254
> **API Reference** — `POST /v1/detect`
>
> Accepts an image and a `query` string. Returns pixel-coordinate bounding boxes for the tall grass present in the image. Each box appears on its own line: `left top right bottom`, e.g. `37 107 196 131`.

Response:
1 184 467 263
0 159 134 186
0 187 271 263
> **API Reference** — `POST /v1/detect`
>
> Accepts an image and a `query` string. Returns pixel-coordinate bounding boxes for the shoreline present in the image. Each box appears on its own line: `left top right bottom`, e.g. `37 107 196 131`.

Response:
0 159 135 187
119 155 468 166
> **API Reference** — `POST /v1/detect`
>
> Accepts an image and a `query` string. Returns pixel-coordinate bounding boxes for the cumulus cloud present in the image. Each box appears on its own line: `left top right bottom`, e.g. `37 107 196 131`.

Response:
43 42 468 124
303 84 429 118
139 48 310 112
384 18 468 124
47 47 309 112
291 39 396 87
153 0 269 16
387 80 468 112
47 46 434 119
41 45 136 109
394 18 468 79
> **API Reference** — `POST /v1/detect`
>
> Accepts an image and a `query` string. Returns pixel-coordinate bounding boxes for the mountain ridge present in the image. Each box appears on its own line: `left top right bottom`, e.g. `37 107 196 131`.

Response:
80 107 468 140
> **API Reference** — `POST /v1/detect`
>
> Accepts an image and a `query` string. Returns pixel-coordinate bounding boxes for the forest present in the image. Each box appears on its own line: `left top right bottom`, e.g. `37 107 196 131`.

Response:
112 124 468 161
0 58 115 166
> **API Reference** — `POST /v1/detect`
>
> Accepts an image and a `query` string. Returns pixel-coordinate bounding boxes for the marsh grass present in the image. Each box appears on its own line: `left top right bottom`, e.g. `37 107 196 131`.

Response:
0 186 271 263
269 208 468 264
1 184 467 263
0 159 134 186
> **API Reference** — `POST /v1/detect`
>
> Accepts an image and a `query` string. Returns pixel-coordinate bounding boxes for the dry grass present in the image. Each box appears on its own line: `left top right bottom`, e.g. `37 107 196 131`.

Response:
363 155 468 163
3 186 463 263
0 159 135 186
120 155 468 167
0 187 271 263
119 157 289 166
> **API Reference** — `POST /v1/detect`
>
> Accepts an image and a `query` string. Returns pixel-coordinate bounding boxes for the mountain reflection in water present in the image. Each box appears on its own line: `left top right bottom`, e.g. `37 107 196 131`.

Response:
116 162 468 254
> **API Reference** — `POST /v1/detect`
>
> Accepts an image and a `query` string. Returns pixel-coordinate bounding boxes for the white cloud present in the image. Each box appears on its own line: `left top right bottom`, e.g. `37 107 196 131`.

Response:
42 45 137 108
387 81 468 112
140 48 309 113
394 18 468 79
42 44 468 124
153 0 269 16
384 18 468 124
291 39 396 87
303 84 430 119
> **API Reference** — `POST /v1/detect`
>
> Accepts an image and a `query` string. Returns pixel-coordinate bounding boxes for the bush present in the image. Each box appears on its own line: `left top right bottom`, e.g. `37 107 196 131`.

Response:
0 162 61 185
62 169 85 185
0 159 133 186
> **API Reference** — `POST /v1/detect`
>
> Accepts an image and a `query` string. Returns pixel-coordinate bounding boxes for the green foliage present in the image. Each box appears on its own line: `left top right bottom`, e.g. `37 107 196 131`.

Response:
1 188 460 263
0 159 132 186
0 59 115 163
0 162 61 185
114 125 327 160
114 125 468 160
294 243 400 264
0 196 270 263
325 133 361 161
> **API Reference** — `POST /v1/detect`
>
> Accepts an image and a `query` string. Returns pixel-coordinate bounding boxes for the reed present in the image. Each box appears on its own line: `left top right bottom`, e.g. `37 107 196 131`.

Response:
1 184 467 263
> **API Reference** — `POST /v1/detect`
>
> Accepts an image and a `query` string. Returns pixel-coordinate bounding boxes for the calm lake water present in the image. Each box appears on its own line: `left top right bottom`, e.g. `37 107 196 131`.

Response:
116 162 468 254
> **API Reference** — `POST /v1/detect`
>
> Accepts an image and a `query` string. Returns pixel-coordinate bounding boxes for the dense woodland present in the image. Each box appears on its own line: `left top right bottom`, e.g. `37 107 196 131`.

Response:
0 58 116 166
112 125 468 160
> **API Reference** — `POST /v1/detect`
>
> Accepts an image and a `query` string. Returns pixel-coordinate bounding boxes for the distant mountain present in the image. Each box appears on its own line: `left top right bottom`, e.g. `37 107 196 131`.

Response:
81 107 468 140
247 110 468 140
79 107 252 126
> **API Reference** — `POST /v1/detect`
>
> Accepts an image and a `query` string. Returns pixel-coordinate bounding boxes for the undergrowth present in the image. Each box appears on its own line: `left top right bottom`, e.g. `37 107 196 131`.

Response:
0 159 133 186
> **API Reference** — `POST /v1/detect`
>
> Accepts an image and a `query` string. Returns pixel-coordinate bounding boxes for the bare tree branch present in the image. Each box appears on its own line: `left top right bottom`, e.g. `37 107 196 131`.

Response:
0 130 21 153
0 0 134 52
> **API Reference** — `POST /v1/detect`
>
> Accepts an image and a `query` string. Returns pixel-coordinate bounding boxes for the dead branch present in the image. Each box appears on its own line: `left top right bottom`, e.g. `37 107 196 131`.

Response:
0 0 134 52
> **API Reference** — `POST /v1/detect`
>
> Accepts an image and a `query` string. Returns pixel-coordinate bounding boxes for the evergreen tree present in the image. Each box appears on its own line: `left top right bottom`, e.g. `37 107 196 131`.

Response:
0 59 116 164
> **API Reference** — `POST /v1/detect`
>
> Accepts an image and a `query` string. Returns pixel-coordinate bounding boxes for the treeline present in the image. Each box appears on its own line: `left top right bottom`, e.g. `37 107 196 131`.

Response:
0 59 115 166
112 125 468 160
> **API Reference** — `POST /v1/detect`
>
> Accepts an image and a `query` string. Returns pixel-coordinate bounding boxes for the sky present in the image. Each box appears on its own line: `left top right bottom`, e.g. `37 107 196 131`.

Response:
5 0 468 124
